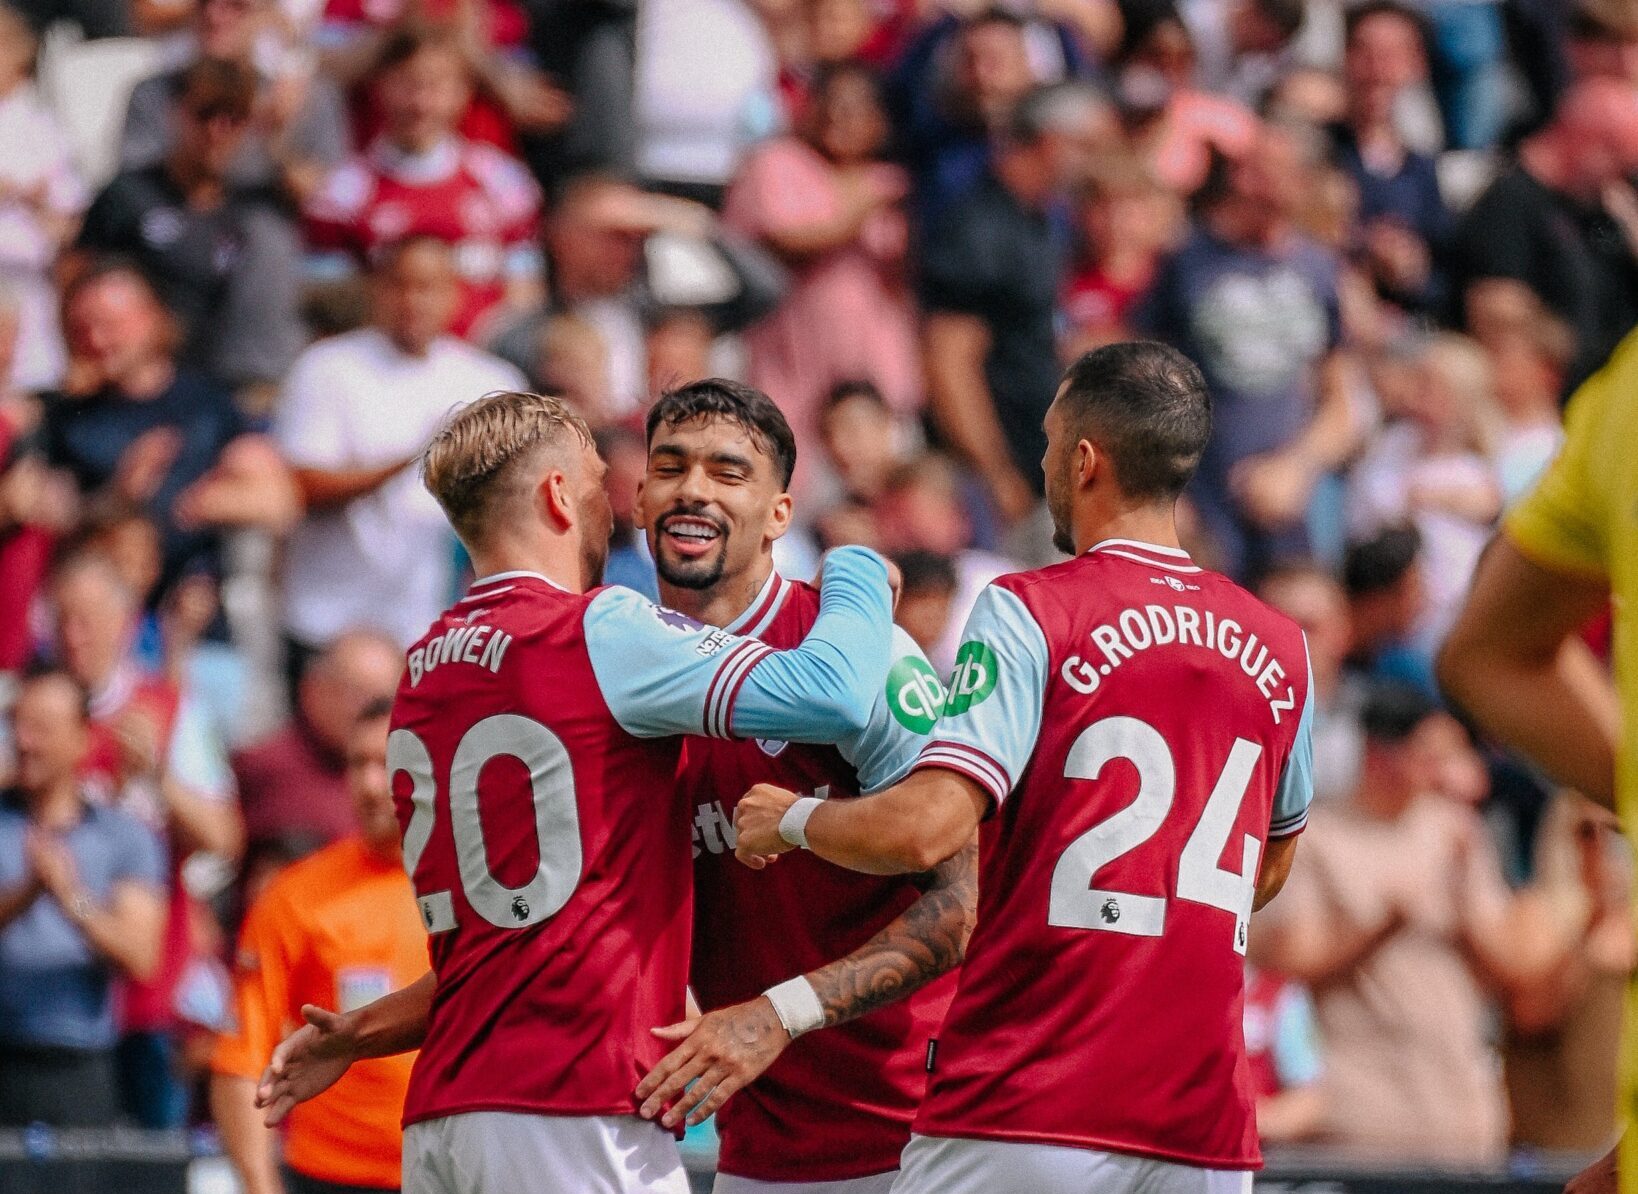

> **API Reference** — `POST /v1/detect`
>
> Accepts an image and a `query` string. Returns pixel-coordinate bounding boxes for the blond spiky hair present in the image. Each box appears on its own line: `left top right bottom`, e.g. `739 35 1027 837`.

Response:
421 390 594 545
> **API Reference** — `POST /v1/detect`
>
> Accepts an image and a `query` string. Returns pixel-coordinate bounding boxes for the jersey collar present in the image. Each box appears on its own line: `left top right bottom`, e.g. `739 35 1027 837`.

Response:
461 570 571 600
725 571 789 639
1086 538 1202 573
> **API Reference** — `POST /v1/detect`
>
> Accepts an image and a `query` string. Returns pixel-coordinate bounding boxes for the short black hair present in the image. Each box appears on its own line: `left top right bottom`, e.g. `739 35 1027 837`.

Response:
1361 681 1440 744
645 379 798 490
356 696 396 726
894 550 958 597
1343 525 1422 597
1054 341 1211 502
1344 0 1431 49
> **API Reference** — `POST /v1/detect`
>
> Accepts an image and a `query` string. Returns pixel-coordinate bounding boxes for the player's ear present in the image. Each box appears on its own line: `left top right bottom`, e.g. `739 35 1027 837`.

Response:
1075 438 1099 491
765 491 794 544
542 468 575 529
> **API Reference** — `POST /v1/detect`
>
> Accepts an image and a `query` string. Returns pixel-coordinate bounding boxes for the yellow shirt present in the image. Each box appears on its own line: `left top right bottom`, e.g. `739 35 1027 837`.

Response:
1504 327 1638 1178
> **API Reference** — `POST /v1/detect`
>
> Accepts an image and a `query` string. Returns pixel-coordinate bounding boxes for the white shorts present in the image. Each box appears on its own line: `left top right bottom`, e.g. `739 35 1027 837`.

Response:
713 1172 897 1194
403 1111 692 1194
891 1135 1254 1194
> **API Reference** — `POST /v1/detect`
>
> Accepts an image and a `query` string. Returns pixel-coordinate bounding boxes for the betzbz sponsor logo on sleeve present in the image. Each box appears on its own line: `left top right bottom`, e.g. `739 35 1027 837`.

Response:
887 657 947 734
945 642 998 715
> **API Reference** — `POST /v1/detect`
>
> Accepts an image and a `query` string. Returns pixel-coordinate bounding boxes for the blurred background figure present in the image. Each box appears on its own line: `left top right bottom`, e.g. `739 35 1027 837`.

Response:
211 698 422 1194
0 667 165 1128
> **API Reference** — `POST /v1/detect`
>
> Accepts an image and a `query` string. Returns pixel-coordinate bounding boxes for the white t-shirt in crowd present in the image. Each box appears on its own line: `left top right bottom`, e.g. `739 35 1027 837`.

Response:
274 327 527 648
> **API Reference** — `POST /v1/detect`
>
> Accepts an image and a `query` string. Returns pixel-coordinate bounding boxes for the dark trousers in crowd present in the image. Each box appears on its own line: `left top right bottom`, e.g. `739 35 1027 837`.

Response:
0 1044 121 1127
286 1167 400 1194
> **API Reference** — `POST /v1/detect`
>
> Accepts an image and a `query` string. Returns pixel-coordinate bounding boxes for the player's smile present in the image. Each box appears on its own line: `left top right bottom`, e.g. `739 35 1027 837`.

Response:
660 510 728 559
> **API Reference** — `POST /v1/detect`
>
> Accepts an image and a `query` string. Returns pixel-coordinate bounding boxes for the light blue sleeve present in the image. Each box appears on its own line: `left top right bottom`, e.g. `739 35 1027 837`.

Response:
914 583 1048 807
1270 641 1316 839
1272 983 1323 1087
166 694 235 802
585 546 894 742
841 626 945 794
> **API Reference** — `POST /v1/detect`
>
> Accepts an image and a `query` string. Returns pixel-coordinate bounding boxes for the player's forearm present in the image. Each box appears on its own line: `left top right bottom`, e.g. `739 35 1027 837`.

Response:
803 838 977 1028
1250 913 1396 986
733 548 893 741
347 970 435 1058
804 771 986 876
209 1074 286 1194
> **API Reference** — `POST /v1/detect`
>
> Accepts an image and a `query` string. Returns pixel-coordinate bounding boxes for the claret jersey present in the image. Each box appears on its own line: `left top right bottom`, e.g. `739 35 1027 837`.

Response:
682 573 953 1183
385 546 893 1127
912 539 1314 1169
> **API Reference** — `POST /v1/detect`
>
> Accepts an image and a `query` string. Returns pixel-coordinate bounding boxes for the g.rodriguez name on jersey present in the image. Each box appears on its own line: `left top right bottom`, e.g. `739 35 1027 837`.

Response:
1059 600 1300 724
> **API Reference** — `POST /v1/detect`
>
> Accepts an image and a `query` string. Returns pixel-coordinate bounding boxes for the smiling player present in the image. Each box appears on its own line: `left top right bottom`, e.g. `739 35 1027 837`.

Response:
630 380 976 1194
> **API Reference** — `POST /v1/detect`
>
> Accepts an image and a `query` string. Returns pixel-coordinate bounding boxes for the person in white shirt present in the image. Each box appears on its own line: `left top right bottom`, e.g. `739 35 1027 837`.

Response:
274 235 526 678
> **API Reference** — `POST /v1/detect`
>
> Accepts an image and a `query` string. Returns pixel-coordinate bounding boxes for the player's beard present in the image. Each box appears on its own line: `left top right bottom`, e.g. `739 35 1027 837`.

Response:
1046 476 1075 556
580 491 612 588
654 507 730 591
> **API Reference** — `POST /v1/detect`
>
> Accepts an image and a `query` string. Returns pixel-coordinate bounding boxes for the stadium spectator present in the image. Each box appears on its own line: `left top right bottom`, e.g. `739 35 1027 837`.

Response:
0 3 85 392
724 60 920 490
119 0 351 204
1341 525 1430 688
1452 77 1638 392
1330 2 1451 317
1175 0 1308 107
891 8 1097 225
1464 281 1571 500
919 82 1114 560
50 550 240 1127
302 24 545 341
0 668 165 1128
873 453 1015 674
274 236 526 668
1113 11 1260 197
230 629 402 865
489 175 783 416
212 698 423 1194
43 262 263 601
1259 562 1366 803
890 548 958 668
1250 683 1592 1167
633 0 779 205
1138 120 1362 582
1346 333 1502 650
76 60 306 390
0 330 57 674
812 378 907 512
1061 155 1180 355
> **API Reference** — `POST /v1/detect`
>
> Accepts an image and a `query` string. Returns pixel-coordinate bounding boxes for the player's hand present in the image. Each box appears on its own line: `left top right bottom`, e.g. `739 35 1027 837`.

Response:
255 1005 358 1126
1566 1142 1618 1194
733 784 801 868
635 997 793 1128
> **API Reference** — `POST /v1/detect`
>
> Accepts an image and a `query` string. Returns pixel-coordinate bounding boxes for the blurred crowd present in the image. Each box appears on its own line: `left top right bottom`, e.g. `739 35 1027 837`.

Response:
0 0 1634 1175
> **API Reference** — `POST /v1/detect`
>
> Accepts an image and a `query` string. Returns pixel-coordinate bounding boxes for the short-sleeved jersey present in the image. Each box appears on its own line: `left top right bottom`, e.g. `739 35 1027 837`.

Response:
682 574 952 1183
910 540 1314 1169
387 550 893 1125
1502 329 1638 1194
211 838 424 1188
304 137 542 339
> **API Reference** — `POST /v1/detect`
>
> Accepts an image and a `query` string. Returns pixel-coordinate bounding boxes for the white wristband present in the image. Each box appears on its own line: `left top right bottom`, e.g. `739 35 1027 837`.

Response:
777 796 824 849
763 975 825 1039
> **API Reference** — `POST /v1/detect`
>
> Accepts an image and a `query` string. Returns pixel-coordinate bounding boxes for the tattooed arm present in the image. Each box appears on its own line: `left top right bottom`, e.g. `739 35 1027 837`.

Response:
635 839 979 1128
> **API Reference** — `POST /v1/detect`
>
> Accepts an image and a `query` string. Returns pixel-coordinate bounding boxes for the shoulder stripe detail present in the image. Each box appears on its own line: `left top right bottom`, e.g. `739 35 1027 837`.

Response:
718 646 775 739
916 748 1010 806
917 740 1011 802
1268 814 1308 840
705 642 774 737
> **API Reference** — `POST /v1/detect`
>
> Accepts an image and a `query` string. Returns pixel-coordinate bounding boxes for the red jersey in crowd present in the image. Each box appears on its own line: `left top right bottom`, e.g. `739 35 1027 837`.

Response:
385 551 893 1125
304 137 542 338
911 539 1315 1169
682 573 951 1183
